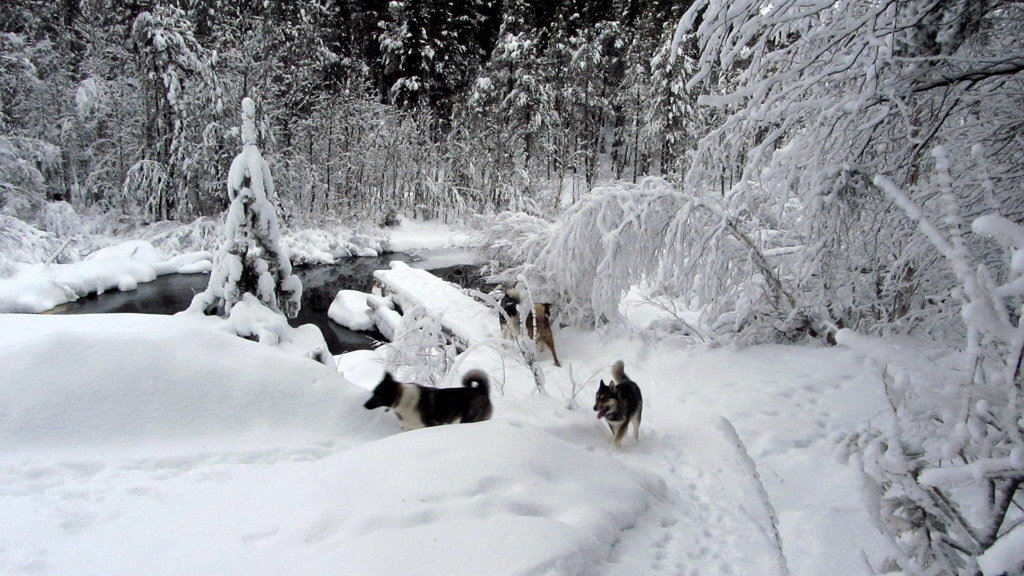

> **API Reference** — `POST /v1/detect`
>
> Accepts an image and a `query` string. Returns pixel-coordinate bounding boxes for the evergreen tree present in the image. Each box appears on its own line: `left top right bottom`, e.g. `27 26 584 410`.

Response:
189 98 301 319
130 5 224 221
379 0 493 114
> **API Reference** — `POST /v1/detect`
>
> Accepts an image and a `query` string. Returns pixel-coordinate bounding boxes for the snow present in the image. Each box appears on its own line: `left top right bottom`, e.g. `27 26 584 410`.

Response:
0 295 906 576
327 289 376 331
0 313 357 453
384 216 477 253
374 260 499 345
0 240 211 314
0 225 937 575
979 521 1024 576
335 348 387 390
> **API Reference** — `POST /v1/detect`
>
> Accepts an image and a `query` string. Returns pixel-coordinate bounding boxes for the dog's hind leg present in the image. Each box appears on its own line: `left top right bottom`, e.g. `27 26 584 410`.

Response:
631 411 641 443
543 333 561 367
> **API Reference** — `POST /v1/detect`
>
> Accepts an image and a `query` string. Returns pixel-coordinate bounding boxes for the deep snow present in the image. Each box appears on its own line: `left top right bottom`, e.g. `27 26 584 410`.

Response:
0 307 902 575
0 221 910 575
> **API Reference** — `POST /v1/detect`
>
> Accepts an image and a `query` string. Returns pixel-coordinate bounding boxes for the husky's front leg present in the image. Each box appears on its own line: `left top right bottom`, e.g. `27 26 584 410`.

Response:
612 420 628 447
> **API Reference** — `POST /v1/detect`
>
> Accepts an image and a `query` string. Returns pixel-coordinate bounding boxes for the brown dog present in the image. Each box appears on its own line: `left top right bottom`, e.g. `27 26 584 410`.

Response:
499 288 561 367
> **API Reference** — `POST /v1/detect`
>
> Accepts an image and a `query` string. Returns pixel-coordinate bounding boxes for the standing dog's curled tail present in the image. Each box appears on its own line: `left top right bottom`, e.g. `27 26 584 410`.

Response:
462 369 490 393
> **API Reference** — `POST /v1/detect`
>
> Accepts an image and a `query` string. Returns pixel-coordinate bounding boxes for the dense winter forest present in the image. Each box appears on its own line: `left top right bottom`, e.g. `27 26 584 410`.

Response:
0 0 697 224
3 1 1024 573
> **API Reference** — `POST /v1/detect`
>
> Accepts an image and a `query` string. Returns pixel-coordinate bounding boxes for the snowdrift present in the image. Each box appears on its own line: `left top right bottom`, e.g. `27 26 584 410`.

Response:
0 313 665 576
0 313 371 453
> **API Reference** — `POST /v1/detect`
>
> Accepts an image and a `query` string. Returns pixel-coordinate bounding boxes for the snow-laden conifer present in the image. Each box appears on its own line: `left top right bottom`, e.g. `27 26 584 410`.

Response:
188 98 300 319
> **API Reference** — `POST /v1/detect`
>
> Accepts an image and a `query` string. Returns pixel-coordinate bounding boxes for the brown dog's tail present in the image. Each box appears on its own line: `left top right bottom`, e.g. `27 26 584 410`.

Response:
611 360 626 384
462 369 490 394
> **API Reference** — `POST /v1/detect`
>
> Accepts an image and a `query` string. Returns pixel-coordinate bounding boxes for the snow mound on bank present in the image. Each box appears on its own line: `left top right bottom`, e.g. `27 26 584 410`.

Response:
327 289 376 331
374 261 499 345
282 227 384 265
385 217 476 252
0 240 211 314
0 313 367 453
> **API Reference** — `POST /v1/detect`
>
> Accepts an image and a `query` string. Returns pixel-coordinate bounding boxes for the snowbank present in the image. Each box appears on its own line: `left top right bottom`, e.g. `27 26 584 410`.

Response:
0 240 211 314
0 313 360 453
327 289 376 331
0 312 665 576
284 217 477 265
282 226 384 265
384 216 476 253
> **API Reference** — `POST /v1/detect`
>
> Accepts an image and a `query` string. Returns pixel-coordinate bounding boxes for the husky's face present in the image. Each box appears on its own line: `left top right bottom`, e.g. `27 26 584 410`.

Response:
593 380 618 419
364 376 401 410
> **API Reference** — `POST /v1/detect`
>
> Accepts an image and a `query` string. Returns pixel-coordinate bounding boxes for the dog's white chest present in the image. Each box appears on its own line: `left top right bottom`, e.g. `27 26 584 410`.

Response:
394 384 426 431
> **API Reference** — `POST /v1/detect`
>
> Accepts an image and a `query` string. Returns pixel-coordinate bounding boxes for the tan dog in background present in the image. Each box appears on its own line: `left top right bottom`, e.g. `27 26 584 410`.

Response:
499 288 561 367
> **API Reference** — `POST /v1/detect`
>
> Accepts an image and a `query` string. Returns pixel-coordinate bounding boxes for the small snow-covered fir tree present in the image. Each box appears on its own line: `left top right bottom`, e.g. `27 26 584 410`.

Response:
188 98 301 319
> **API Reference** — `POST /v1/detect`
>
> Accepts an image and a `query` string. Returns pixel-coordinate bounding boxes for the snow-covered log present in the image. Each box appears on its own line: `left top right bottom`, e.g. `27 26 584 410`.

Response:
373 261 499 348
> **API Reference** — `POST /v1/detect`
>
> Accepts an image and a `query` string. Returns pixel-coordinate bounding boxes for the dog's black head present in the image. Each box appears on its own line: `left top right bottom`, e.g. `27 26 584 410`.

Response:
364 373 401 410
594 380 618 419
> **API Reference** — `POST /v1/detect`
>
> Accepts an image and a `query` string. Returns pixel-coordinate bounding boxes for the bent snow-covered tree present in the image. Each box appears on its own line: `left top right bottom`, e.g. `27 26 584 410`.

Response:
189 98 301 318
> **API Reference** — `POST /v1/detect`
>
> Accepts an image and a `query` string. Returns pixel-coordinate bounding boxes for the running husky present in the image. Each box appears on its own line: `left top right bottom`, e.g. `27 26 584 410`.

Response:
363 370 493 431
593 360 643 447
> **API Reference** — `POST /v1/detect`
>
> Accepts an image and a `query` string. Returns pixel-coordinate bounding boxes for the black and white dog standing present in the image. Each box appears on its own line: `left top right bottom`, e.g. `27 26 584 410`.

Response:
363 370 493 431
593 360 643 447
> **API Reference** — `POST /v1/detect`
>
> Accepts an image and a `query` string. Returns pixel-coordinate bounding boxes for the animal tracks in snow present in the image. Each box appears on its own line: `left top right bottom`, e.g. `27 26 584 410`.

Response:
601 426 787 576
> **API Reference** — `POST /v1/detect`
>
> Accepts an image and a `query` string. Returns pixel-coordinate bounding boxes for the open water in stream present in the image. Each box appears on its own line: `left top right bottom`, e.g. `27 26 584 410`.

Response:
53 249 487 355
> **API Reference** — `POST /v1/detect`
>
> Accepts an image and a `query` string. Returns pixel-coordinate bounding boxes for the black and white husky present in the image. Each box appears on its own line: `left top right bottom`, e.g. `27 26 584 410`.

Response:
363 370 493 431
593 360 643 447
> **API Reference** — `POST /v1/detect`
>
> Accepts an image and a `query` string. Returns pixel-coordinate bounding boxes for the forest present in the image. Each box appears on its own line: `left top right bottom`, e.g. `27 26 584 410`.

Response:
1 0 692 225
3 1 1024 573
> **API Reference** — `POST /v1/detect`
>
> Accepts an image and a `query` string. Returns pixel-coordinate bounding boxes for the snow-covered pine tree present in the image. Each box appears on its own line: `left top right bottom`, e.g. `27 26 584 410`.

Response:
379 0 490 112
188 98 301 319
130 5 224 221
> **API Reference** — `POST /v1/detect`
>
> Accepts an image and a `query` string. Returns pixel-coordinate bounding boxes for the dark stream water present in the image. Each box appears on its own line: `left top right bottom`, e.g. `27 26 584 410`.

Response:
55 249 487 355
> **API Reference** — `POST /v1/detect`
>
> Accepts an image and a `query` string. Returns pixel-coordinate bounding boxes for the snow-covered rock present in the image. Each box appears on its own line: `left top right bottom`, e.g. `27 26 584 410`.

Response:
327 290 376 331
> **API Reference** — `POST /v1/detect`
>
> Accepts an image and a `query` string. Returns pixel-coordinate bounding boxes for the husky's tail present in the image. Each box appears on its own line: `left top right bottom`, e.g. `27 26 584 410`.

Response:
611 360 627 384
504 288 521 303
462 369 490 393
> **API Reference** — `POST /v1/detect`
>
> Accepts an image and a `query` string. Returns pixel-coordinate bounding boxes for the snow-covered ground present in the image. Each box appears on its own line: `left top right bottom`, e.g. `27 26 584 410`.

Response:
0 300 904 575
0 217 909 575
